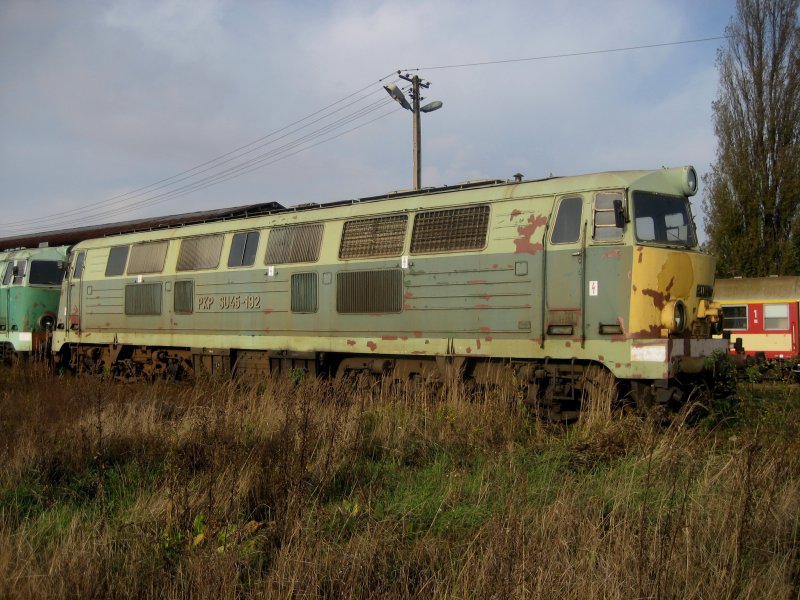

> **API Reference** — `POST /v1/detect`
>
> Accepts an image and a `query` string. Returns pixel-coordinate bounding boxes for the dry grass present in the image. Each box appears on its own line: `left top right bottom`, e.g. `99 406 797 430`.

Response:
0 364 798 599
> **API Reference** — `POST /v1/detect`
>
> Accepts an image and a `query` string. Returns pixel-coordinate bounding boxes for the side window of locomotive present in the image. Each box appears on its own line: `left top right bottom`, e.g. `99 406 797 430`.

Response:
2 262 12 286
0 262 8 286
29 260 66 286
409 205 489 254
550 196 583 244
593 192 624 241
721 305 747 330
13 260 27 285
176 234 224 272
340 215 407 259
764 303 790 330
265 224 323 264
127 241 169 275
73 251 86 279
106 246 129 277
228 231 260 268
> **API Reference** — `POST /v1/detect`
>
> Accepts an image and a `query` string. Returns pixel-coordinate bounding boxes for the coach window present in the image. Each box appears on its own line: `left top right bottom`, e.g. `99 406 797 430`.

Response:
105 246 129 277
764 303 789 330
228 231 260 267
721 305 747 330
593 192 624 241
550 196 583 244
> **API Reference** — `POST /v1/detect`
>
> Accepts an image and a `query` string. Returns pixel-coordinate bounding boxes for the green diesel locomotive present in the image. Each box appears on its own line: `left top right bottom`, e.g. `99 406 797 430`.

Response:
53 166 725 418
1 246 68 361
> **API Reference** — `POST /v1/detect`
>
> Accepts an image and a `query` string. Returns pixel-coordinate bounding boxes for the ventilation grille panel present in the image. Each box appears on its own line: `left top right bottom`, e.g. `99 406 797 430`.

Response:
291 273 318 313
410 205 489 254
125 283 163 315
266 224 323 264
339 215 407 259
174 280 194 314
177 235 223 271
337 269 403 314
127 241 169 274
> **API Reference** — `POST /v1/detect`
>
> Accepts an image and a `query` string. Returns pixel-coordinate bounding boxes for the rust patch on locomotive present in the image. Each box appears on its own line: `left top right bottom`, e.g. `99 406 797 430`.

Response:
513 214 547 255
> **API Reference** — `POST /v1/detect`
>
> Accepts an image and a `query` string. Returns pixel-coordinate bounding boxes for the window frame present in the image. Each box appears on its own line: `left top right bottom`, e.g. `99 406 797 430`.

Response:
105 246 130 277
764 303 790 331
228 230 261 268
721 304 748 331
592 191 624 242
550 196 583 245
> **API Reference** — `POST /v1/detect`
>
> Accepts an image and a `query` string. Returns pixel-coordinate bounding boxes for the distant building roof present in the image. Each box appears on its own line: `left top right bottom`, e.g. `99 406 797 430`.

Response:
0 202 285 250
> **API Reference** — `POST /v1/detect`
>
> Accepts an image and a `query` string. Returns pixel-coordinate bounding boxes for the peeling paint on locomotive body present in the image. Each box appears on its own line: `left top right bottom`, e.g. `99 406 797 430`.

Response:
0 246 68 354
50 166 725 386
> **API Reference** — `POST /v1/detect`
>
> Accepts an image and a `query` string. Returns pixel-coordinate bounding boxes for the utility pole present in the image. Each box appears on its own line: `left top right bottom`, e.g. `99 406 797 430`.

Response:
383 72 442 190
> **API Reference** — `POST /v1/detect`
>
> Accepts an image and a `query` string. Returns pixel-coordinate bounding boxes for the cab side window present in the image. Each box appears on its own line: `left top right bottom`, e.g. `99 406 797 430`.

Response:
551 196 583 244
12 260 27 285
73 252 86 279
593 191 624 241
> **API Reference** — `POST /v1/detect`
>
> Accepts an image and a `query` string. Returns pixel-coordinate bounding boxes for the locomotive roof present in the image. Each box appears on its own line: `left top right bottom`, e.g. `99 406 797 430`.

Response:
715 276 800 303
0 166 691 250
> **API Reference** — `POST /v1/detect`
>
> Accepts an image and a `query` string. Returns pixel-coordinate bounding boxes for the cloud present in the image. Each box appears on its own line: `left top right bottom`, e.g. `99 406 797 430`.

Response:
0 0 733 235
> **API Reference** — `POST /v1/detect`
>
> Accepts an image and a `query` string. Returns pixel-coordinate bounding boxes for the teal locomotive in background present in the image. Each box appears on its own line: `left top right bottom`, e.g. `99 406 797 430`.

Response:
0 246 68 361
53 167 724 418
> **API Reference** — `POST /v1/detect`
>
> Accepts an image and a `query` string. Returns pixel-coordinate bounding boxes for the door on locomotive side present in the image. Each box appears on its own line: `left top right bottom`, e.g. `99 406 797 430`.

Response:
0 259 9 339
545 195 585 339
2 259 27 336
65 250 86 334
583 191 627 338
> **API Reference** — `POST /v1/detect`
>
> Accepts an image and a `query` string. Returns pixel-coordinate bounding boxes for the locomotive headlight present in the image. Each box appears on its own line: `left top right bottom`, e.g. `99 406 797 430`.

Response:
681 166 698 196
39 314 56 330
661 299 687 334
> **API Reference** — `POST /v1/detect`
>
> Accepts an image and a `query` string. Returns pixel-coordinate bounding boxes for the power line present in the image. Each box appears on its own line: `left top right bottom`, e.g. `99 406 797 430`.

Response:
3 36 729 236
1 76 403 233
403 36 730 72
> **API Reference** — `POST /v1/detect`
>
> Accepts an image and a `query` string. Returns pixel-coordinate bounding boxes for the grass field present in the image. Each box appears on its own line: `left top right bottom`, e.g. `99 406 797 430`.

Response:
0 363 798 599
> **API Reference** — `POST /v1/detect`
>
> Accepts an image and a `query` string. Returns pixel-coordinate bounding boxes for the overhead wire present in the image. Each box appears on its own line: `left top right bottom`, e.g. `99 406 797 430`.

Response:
16 96 399 231
1 76 403 233
3 35 728 236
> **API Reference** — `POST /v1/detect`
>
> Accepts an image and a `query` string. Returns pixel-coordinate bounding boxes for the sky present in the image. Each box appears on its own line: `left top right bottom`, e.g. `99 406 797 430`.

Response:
0 0 736 241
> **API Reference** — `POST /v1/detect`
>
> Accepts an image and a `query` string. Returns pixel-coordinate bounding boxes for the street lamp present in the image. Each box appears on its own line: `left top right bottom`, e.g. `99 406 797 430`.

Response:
383 73 443 190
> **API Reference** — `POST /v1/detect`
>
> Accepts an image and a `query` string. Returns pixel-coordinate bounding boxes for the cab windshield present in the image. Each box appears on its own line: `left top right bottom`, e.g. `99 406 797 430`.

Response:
632 191 697 248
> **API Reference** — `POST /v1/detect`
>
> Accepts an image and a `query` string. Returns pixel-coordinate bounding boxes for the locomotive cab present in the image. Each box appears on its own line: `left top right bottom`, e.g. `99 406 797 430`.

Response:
0 246 69 361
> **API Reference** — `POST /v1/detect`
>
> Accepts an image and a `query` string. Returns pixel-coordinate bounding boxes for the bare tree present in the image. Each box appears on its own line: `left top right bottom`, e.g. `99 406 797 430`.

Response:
703 0 800 277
